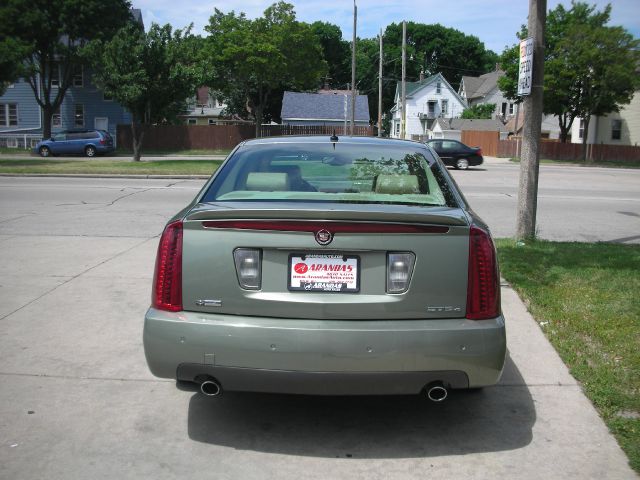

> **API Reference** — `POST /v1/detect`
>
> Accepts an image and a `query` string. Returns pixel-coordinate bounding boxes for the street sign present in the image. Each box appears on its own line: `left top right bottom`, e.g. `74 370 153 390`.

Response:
518 37 534 96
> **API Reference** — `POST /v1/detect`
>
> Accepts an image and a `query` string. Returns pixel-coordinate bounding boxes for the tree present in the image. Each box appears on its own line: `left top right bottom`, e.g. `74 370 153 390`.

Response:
355 22 498 127
0 0 131 138
203 2 327 136
310 22 351 89
498 2 640 146
461 103 496 119
90 23 204 161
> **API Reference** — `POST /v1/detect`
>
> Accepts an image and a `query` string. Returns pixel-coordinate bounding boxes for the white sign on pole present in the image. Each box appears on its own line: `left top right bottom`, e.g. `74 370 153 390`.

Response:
518 37 534 96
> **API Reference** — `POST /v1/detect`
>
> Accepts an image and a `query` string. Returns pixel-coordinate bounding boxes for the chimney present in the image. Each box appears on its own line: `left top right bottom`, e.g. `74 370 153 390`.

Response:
419 69 424 82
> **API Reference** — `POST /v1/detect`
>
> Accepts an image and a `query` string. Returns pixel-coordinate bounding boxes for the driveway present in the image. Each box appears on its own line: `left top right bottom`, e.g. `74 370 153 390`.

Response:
0 177 635 479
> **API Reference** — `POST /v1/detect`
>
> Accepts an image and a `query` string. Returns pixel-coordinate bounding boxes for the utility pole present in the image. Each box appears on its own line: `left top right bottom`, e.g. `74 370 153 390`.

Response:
350 0 357 136
378 28 383 137
400 20 406 139
516 0 546 240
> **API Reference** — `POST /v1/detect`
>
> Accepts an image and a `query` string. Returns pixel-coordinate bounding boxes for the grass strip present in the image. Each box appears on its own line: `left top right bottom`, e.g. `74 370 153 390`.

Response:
509 157 640 168
0 159 222 176
496 239 640 472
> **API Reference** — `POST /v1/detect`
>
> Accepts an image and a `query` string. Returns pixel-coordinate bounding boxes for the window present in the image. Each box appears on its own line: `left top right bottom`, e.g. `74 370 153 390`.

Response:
208 119 216 125
217 99 224 108
0 103 18 126
427 101 436 115
187 118 197 125
74 104 84 127
73 66 83 87
394 122 400 136
509 103 514 115
578 119 585 139
50 63 60 87
441 99 448 116
436 82 441 94
52 107 62 127
501 102 507 116
611 119 622 140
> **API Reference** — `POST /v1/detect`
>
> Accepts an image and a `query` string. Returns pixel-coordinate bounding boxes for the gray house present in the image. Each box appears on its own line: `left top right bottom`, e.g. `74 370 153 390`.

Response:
458 68 515 121
280 91 370 127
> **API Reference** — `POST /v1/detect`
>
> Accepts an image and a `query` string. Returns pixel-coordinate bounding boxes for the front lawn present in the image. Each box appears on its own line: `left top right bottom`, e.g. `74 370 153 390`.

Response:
0 159 222 176
496 239 640 472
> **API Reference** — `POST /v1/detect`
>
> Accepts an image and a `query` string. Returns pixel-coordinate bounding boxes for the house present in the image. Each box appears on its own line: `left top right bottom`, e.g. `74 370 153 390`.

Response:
281 91 370 127
459 67 516 121
505 111 563 140
389 72 467 140
429 118 509 141
180 87 232 125
0 9 143 148
571 90 640 146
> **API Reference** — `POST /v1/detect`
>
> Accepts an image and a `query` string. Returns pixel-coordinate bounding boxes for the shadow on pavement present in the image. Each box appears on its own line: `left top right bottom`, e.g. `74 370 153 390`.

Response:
186 354 534 458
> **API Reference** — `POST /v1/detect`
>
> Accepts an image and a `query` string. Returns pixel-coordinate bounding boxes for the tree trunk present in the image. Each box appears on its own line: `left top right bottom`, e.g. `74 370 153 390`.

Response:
581 116 591 162
42 104 53 139
130 122 145 162
254 104 263 139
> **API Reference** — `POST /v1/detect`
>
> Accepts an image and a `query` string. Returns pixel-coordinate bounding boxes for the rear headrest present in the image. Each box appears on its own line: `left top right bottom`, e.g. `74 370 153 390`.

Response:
270 165 302 180
374 174 420 194
245 172 289 191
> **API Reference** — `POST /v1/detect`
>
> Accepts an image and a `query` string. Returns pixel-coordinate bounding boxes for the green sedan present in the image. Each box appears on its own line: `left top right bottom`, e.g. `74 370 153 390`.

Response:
143 136 506 401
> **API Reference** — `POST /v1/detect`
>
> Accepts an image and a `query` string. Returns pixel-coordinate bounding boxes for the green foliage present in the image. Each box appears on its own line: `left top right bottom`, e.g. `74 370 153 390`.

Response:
203 2 327 133
0 0 131 136
311 21 351 88
496 239 640 472
499 2 640 144
89 23 204 160
461 103 496 119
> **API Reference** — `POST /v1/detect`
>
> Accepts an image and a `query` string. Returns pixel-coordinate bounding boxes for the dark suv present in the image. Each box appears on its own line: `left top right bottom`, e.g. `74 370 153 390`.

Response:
35 129 115 157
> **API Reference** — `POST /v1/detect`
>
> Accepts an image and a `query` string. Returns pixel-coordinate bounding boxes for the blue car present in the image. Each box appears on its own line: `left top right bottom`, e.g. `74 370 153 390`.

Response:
35 129 115 157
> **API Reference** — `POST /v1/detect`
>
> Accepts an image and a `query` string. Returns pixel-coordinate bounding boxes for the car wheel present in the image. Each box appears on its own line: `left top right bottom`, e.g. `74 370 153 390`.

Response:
455 158 469 170
39 146 51 158
85 145 97 157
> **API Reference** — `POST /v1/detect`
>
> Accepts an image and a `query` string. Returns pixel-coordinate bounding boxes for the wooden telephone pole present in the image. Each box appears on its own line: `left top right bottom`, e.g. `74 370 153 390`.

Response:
516 0 546 240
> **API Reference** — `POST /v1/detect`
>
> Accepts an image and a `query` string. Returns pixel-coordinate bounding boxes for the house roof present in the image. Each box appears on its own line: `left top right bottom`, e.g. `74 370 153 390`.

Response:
281 91 370 122
460 69 504 100
392 73 467 111
434 117 508 132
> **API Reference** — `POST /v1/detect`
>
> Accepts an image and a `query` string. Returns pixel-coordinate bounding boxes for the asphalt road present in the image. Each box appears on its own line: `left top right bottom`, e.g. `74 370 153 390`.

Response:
0 171 636 479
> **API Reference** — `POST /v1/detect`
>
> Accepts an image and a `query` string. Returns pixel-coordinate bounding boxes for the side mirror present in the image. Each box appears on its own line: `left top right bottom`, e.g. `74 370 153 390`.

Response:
49 137 55 142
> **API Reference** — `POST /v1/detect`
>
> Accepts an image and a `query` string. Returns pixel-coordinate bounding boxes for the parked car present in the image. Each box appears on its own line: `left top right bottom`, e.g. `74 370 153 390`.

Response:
143 136 505 401
424 139 483 170
34 129 115 157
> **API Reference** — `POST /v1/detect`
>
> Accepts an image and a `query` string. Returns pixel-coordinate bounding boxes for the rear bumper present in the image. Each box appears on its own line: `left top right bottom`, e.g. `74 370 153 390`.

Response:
143 308 506 394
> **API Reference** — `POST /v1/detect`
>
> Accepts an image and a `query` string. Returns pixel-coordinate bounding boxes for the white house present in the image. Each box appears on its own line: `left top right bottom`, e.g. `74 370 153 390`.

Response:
390 73 467 140
571 90 640 146
458 68 516 121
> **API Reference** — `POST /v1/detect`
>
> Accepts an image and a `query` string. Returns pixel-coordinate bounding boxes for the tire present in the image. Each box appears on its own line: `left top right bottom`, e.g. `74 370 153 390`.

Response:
455 158 469 170
85 145 97 157
39 146 51 157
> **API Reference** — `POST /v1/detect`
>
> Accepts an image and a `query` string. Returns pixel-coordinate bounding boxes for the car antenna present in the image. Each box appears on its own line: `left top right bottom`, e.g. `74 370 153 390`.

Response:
330 130 338 150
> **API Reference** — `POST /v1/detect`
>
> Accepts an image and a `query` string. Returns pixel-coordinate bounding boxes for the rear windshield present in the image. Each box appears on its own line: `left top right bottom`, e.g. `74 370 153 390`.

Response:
201 142 458 207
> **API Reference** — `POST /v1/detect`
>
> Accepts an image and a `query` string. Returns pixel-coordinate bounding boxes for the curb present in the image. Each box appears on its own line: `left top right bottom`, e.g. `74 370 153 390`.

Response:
0 173 210 179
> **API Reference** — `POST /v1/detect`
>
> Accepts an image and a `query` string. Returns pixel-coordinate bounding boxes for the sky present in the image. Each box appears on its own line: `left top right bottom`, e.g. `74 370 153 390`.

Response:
134 0 640 54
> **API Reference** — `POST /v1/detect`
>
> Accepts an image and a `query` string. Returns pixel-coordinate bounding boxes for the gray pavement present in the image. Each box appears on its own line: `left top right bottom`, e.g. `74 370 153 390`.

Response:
0 175 637 479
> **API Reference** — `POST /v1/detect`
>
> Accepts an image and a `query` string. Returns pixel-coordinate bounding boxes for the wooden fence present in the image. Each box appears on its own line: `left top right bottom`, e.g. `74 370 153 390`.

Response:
498 139 640 162
461 131 500 156
117 124 374 150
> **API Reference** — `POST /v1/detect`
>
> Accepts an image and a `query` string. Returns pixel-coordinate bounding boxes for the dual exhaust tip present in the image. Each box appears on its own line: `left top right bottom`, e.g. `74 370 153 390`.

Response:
197 377 448 401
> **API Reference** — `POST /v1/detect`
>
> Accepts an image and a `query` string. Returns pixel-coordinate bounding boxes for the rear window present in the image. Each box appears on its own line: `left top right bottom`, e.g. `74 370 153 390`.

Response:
201 142 458 207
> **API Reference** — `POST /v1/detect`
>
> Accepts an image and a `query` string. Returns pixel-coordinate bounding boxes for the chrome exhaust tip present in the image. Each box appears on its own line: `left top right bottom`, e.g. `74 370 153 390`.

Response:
200 379 222 397
426 383 448 402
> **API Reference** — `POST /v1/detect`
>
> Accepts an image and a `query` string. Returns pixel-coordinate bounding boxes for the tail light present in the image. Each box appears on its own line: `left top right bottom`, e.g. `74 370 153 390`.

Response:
476 148 482 156
99 138 105 145
466 226 500 320
233 248 262 290
152 220 183 311
386 252 415 294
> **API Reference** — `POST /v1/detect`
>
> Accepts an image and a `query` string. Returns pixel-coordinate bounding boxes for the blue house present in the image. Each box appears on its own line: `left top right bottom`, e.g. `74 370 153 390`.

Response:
0 8 142 149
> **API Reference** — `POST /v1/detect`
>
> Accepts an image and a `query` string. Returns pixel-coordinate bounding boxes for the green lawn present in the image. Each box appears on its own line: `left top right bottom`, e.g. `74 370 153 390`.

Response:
115 148 232 156
0 158 222 175
496 239 640 472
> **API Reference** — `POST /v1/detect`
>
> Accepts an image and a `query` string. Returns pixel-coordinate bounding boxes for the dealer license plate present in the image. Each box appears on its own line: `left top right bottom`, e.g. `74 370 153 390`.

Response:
288 254 360 293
